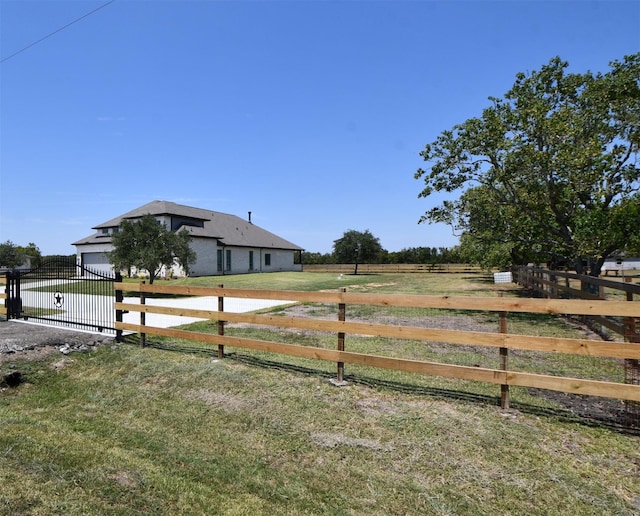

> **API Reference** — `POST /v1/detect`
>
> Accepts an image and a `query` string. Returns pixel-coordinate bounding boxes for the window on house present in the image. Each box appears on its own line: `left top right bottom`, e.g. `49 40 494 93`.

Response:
249 251 254 271
225 249 232 271
265 253 271 266
217 249 223 272
101 228 109 235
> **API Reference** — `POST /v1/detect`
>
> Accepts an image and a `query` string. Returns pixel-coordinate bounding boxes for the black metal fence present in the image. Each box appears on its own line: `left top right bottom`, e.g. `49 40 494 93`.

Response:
5 257 117 334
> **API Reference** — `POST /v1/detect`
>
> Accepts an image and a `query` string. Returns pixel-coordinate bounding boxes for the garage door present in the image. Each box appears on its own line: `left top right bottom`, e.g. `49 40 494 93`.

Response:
81 252 112 275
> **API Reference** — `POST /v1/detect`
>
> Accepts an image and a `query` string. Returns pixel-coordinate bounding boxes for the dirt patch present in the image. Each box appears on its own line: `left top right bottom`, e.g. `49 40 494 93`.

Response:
186 388 255 412
276 304 636 430
311 432 393 451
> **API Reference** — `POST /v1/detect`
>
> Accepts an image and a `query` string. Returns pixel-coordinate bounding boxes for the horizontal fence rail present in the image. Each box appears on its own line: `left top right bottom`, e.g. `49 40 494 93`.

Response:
115 282 640 409
514 266 640 300
514 266 640 340
302 263 485 273
0 286 6 318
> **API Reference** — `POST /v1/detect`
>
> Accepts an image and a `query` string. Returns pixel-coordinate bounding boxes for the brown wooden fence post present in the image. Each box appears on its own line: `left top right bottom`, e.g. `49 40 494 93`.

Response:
140 281 146 348
625 278 635 335
623 277 639 426
333 287 347 385
499 292 510 409
217 284 225 359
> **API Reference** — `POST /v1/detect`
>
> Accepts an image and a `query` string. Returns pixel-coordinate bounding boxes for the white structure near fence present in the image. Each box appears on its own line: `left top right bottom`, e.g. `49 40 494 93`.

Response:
601 256 640 275
493 271 513 284
73 200 303 277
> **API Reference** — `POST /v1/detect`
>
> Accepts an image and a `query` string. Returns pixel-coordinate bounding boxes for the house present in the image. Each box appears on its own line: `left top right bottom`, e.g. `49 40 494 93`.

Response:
73 200 304 277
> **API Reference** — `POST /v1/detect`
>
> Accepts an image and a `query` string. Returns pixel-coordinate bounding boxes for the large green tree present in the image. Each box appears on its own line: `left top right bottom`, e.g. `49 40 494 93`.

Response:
415 53 640 275
109 214 196 284
333 229 384 274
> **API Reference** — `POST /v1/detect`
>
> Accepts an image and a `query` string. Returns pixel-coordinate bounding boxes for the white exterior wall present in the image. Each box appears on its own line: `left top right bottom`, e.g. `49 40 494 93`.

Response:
189 238 218 276
264 249 293 272
219 246 256 275
218 247 300 275
230 246 251 273
76 237 300 278
166 244 299 277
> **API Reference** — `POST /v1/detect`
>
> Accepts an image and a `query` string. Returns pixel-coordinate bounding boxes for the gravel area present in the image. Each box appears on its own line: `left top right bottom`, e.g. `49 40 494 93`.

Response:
0 320 114 363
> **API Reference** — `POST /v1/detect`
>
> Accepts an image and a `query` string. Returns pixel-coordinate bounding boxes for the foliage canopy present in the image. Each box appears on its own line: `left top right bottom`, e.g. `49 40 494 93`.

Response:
415 53 640 275
16 243 42 268
0 241 26 269
333 229 383 273
109 214 196 283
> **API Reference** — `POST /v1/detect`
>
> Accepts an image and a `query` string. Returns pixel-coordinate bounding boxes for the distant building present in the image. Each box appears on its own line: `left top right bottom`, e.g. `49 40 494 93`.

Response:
73 200 303 277
0 255 32 273
601 255 640 275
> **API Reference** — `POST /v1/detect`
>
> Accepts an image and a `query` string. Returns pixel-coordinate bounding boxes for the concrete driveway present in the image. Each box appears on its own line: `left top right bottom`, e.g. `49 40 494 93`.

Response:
12 283 295 333
121 295 296 328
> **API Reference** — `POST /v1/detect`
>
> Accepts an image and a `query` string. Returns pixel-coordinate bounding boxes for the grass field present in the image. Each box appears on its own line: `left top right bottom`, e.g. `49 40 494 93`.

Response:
169 270 510 296
1 272 639 515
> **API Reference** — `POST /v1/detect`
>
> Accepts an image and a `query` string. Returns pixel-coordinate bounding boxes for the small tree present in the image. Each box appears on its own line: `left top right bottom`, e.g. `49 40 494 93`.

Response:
16 242 42 268
0 241 25 269
333 229 384 274
109 214 196 284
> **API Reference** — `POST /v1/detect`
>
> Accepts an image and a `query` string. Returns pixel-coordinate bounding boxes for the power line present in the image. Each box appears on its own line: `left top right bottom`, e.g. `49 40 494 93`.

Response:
1 0 116 64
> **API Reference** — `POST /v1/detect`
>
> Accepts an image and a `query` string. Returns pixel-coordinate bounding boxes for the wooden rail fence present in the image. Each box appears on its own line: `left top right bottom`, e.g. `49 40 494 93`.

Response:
0 289 6 318
115 283 640 409
514 266 640 340
302 263 485 273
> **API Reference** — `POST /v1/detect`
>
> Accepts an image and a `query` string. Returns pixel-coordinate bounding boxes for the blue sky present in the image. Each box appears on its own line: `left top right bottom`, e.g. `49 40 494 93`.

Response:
1 0 638 256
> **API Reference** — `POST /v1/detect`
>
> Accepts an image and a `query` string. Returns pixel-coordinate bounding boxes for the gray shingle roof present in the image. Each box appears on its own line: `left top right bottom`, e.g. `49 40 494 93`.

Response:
73 200 303 250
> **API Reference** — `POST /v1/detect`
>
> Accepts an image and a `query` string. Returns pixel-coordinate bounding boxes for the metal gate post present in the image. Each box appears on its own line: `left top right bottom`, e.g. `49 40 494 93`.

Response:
3 272 9 320
6 270 22 319
115 272 123 342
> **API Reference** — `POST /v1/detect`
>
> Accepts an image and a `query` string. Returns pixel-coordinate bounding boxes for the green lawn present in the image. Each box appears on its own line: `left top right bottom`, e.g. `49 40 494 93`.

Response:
1 272 639 515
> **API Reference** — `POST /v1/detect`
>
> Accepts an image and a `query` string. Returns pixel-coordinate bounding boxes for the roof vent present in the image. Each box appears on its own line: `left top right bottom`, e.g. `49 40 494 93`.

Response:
248 211 252 224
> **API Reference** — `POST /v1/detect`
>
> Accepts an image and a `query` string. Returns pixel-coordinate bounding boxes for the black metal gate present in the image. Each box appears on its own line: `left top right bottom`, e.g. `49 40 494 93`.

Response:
4 257 118 334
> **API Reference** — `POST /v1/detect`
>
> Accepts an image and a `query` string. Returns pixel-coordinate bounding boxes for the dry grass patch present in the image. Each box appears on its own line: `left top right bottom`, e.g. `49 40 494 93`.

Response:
2 272 639 514
1 345 639 514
